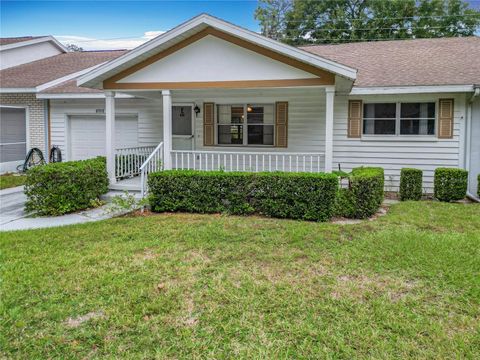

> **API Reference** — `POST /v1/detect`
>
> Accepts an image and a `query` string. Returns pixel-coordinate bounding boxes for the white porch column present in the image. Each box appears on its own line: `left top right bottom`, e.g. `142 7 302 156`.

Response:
324 86 335 173
162 90 172 170
105 91 116 183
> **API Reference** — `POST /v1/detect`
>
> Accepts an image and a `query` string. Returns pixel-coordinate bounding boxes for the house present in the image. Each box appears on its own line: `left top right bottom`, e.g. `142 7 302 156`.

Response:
1 14 479 198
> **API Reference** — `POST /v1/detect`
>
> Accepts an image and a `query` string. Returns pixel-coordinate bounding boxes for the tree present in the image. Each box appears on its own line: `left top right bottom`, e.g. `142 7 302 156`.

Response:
255 0 293 40
255 0 480 45
66 43 84 52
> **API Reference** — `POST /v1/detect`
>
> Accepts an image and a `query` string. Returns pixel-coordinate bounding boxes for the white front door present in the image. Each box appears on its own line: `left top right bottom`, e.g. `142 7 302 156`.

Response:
172 105 194 150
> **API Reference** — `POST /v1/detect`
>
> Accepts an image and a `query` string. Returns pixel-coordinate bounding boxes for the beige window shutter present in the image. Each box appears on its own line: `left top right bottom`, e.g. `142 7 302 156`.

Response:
348 100 362 138
275 102 288 147
438 99 454 139
203 102 215 146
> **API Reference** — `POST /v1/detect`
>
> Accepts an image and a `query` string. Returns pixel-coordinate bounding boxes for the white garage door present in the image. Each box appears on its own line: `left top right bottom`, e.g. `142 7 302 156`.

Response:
70 115 138 160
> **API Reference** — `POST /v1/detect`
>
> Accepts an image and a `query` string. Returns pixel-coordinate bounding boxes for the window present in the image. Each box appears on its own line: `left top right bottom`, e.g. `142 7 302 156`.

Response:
363 103 396 135
217 104 274 146
400 103 435 135
363 102 436 136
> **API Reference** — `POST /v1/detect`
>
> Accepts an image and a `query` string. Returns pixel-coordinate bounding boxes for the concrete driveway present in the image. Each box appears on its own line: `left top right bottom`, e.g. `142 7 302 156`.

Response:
1 187 129 232
0 186 27 227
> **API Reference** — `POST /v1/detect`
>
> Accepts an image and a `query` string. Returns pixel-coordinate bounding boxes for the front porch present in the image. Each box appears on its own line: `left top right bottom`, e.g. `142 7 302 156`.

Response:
106 86 336 193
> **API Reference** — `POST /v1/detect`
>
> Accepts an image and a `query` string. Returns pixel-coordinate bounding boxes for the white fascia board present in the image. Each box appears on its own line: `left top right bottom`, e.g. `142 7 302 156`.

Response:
350 85 475 95
77 14 357 88
0 88 36 93
36 93 134 99
0 36 68 53
36 63 106 92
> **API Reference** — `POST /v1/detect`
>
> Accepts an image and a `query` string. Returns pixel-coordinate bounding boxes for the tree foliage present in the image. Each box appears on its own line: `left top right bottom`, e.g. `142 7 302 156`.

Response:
66 43 84 52
255 0 480 45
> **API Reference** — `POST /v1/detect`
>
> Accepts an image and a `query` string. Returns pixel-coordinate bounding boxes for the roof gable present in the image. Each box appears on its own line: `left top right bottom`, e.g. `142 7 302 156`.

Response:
0 35 67 53
79 14 356 89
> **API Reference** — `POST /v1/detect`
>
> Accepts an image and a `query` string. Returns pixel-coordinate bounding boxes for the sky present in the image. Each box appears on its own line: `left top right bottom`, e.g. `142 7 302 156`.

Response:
1 0 479 50
0 0 260 50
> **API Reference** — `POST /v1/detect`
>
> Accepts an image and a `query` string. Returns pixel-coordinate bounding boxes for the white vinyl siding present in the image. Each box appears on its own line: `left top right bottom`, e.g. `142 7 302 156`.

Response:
334 93 466 192
173 87 326 155
48 90 467 194
49 98 162 161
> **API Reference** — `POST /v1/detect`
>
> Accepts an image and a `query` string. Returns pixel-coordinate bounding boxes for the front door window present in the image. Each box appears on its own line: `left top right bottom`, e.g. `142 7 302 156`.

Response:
172 105 193 150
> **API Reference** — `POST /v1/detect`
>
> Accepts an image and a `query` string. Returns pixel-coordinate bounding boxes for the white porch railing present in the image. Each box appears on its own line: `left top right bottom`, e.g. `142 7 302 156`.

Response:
139 142 164 196
115 146 156 180
171 150 325 173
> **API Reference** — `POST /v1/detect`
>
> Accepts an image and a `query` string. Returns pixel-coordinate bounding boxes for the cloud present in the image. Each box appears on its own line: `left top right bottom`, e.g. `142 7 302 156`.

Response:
55 30 166 50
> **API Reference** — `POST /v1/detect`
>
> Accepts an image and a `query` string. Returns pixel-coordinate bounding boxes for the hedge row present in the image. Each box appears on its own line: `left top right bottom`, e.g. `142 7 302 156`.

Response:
434 167 468 202
25 157 108 216
334 167 384 219
148 170 339 221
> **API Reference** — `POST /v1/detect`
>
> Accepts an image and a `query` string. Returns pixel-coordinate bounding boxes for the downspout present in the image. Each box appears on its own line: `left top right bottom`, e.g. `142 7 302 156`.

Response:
466 86 480 202
44 99 50 162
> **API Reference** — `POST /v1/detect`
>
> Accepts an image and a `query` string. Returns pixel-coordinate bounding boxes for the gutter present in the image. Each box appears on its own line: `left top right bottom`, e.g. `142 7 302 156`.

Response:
465 85 480 202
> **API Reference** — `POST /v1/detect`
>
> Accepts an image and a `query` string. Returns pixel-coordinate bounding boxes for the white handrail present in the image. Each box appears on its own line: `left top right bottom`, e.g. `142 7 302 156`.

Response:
115 145 156 180
170 150 325 173
140 142 164 197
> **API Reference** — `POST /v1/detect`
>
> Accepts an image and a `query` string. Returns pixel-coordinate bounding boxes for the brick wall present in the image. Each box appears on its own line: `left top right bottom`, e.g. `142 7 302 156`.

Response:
0 93 46 152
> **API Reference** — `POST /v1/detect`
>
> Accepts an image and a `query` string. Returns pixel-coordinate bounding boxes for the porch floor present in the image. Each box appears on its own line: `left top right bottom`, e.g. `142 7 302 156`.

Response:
110 176 141 192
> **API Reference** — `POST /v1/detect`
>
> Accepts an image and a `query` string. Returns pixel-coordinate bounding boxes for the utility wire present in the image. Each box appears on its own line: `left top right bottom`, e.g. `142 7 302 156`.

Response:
63 14 479 43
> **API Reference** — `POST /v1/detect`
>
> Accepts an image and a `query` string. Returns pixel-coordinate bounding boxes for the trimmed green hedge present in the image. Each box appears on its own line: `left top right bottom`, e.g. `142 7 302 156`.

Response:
148 170 338 221
399 168 423 201
434 167 468 202
334 167 385 219
25 157 108 216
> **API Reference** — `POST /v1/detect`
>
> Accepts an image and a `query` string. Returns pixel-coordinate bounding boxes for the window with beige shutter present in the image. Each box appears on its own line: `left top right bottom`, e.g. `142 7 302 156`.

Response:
214 103 278 146
358 101 438 137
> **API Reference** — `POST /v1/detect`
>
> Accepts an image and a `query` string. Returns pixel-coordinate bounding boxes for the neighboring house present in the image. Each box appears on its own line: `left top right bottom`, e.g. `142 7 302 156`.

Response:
0 36 67 70
1 14 479 198
0 43 126 172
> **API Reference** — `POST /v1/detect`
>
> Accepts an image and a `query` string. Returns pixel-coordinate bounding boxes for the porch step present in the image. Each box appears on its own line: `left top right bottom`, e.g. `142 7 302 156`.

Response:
110 183 141 192
110 176 142 192
102 190 143 202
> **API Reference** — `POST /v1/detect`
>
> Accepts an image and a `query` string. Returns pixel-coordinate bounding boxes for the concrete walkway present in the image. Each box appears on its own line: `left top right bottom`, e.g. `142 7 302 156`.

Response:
0 187 131 232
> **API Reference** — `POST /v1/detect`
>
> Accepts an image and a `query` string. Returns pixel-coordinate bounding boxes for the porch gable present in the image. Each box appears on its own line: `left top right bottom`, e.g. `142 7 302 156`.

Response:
104 27 335 90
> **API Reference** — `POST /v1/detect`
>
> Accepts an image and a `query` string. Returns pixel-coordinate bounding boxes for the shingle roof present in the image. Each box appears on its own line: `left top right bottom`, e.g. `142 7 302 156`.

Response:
41 79 104 93
0 50 127 89
3 36 479 93
0 36 46 46
301 36 480 87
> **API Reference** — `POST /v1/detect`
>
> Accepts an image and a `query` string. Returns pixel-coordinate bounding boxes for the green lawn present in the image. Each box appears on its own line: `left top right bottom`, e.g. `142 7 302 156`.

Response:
0 173 25 190
1 202 479 358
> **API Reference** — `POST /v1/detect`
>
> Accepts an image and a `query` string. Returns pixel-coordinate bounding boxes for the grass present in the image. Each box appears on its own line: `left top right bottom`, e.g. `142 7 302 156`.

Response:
0 173 25 190
1 201 479 358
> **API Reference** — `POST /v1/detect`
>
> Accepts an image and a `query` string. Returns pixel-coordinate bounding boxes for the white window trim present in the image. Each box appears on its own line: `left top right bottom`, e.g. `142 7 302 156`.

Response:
215 103 276 147
362 101 438 140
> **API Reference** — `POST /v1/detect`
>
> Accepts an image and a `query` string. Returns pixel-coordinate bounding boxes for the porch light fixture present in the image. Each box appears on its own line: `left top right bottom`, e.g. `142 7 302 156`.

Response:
247 106 253 112
194 105 201 115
